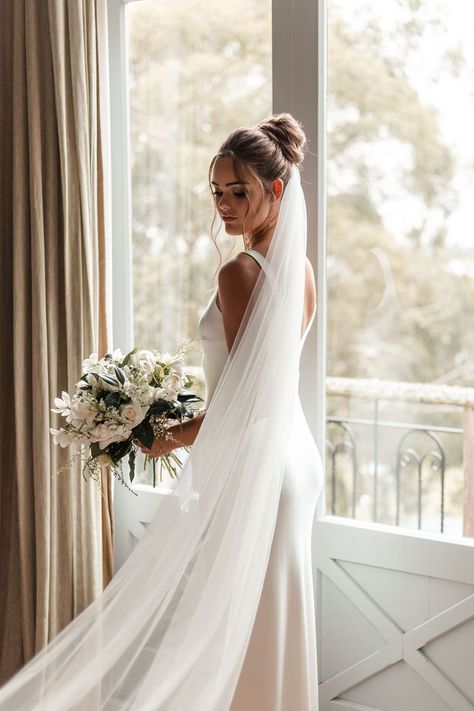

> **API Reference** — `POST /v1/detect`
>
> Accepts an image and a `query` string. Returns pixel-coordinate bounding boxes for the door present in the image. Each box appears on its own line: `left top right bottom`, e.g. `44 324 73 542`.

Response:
108 0 474 708
306 0 474 707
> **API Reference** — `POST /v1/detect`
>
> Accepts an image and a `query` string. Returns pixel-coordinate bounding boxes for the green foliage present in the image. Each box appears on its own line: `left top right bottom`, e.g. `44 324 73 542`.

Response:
128 0 271 356
127 0 473 520
326 1 473 388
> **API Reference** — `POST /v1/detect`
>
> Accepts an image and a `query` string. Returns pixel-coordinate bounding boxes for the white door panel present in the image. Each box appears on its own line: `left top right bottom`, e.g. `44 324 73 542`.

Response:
113 481 175 570
314 517 474 711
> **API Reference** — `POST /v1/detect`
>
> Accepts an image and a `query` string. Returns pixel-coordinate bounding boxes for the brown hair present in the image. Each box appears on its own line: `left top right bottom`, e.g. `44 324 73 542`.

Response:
208 112 307 270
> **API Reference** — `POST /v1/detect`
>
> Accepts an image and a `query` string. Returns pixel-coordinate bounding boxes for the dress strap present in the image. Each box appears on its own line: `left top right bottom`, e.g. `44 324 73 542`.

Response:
243 249 276 289
244 249 266 269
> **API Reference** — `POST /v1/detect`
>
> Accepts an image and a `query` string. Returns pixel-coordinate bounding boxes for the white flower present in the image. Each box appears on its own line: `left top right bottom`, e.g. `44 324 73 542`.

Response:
161 374 182 400
67 396 97 425
112 348 124 362
130 349 156 375
143 385 159 405
50 427 74 448
88 422 132 449
154 353 184 380
51 391 72 417
78 372 121 394
82 353 99 373
120 402 148 428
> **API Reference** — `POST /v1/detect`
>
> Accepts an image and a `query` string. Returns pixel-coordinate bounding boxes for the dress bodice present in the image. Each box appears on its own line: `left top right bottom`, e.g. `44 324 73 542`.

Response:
197 249 315 407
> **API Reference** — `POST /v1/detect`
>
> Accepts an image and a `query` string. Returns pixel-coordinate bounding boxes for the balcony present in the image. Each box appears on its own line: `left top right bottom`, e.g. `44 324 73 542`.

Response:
326 377 474 538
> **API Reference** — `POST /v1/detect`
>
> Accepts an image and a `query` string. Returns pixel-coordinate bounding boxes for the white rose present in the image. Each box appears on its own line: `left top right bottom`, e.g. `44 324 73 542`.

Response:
120 402 148 428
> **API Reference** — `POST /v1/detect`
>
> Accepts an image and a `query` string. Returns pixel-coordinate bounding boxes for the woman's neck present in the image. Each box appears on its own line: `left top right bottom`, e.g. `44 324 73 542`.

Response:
245 230 274 254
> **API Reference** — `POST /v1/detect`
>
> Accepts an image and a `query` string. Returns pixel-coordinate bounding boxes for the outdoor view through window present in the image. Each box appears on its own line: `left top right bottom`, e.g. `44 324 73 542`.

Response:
127 0 474 538
127 0 272 486
326 0 474 537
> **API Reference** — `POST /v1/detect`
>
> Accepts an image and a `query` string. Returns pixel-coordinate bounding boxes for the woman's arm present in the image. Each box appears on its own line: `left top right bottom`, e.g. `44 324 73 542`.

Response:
217 254 261 352
134 410 206 458
135 254 259 458
166 410 206 448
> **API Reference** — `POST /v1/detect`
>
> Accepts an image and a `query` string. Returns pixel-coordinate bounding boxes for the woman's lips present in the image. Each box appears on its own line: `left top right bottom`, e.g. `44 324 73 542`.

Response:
221 215 237 223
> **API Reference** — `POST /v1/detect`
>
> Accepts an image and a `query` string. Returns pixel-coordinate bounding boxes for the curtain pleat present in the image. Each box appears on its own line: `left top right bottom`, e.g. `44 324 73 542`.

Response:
0 0 114 684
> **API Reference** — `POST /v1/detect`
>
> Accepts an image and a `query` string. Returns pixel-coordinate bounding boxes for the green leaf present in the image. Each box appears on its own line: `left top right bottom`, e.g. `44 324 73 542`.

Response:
147 399 172 415
98 373 119 387
109 438 133 462
90 442 106 459
167 404 188 419
104 391 122 409
120 347 138 368
128 448 136 483
114 366 126 385
131 419 155 448
177 393 203 403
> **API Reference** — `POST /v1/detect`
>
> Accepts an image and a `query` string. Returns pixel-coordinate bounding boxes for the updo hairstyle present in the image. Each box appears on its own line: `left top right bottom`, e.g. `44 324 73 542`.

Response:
210 112 306 188
208 112 307 249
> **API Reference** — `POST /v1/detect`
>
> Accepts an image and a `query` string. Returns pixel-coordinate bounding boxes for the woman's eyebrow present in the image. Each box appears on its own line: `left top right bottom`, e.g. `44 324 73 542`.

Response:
211 181 248 187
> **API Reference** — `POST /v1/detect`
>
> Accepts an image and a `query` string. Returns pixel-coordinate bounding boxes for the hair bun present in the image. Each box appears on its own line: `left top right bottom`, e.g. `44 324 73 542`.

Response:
256 113 306 165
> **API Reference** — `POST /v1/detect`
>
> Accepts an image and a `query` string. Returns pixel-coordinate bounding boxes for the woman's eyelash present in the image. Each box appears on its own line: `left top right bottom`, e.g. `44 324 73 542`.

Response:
212 191 246 198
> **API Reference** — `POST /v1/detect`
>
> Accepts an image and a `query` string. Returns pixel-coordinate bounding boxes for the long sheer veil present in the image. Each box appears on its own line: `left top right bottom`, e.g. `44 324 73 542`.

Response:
0 164 308 710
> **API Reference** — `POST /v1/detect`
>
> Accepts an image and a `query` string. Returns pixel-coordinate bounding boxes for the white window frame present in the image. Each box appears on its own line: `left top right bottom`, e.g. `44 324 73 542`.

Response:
106 0 326 519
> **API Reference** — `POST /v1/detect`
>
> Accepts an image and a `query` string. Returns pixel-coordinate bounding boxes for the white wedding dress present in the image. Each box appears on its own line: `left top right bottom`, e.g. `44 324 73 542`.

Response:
198 249 324 711
0 165 320 711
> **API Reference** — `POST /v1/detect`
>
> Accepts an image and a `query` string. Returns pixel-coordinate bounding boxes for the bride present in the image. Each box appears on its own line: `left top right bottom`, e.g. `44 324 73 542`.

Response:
0 113 323 710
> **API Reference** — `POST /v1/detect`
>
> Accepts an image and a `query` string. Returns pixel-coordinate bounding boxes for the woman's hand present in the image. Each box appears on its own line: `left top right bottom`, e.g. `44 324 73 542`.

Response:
133 432 176 459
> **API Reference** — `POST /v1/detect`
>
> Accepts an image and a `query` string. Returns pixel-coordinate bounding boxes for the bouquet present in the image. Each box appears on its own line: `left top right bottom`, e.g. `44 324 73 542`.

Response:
50 343 203 495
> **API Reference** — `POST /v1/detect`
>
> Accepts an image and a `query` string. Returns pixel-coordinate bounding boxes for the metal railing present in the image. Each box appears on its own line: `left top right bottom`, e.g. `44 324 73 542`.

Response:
326 377 474 536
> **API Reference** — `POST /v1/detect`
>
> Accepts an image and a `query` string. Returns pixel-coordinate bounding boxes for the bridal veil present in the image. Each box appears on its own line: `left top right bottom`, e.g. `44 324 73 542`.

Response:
0 164 309 710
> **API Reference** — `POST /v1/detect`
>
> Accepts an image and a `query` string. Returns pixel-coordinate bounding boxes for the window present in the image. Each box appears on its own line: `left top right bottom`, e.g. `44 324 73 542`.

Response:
326 0 474 536
126 0 272 485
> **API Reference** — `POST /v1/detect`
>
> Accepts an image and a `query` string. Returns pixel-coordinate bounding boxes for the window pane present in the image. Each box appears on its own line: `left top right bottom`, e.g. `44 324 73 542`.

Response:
127 0 272 485
326 0 474 536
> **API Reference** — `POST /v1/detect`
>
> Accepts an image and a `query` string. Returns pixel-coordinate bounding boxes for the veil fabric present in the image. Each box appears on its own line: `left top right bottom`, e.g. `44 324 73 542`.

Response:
0 164 308 710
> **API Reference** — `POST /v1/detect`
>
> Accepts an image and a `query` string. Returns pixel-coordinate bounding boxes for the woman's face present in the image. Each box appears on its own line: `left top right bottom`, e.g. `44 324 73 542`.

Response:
210 156 282 238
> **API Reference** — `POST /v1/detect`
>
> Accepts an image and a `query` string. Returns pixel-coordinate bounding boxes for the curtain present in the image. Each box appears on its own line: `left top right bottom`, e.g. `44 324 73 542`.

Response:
0 0 114 684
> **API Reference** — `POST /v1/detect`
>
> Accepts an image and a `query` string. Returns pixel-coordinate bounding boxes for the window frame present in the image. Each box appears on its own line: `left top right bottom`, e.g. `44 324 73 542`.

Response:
106 0 326 518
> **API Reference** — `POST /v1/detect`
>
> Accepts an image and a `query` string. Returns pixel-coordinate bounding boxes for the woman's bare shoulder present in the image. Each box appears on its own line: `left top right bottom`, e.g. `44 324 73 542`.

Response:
217 252 261 297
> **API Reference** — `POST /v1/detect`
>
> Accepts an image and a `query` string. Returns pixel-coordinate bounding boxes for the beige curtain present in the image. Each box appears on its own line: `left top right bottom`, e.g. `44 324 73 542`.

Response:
0 0 114 684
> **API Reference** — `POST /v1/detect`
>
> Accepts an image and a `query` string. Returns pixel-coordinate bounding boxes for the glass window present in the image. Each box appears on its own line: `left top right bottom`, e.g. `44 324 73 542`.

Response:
326 0 474 537
126 0 272 486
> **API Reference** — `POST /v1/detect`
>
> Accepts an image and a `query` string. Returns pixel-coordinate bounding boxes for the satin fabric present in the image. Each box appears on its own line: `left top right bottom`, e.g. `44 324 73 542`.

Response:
199 249 323 710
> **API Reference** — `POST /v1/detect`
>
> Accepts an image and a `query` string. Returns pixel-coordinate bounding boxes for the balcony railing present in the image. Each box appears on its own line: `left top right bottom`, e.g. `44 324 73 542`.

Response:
137 370 474 539
326 377 474 537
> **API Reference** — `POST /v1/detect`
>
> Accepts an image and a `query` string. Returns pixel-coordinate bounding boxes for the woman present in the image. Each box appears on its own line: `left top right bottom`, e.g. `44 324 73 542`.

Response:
0 113 323 710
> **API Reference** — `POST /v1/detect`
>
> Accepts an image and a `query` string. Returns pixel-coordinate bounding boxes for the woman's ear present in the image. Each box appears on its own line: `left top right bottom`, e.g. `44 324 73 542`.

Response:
272 178 284 201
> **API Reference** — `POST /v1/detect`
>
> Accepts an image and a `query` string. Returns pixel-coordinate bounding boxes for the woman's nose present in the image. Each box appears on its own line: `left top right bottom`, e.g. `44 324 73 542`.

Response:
218 196 231 212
